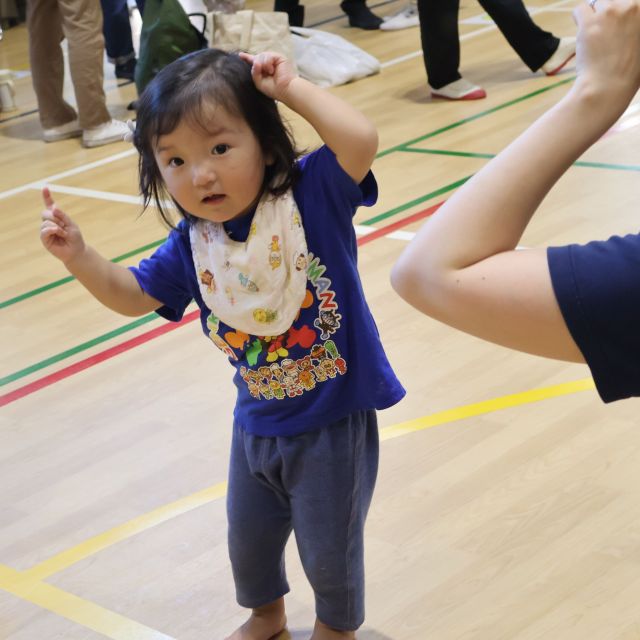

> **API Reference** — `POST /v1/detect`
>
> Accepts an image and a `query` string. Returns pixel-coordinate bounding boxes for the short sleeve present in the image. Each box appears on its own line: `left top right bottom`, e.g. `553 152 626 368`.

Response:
295 145 378 218
129 223 195 322
548 234 640 402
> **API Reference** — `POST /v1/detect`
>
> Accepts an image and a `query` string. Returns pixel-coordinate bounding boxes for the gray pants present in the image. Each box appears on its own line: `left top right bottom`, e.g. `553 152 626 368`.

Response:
227 410 379 631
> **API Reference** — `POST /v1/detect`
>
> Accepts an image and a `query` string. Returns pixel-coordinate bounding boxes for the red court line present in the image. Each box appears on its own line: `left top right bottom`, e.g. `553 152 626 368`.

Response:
358 201 442 246
1 201 442 408
0 311 200 408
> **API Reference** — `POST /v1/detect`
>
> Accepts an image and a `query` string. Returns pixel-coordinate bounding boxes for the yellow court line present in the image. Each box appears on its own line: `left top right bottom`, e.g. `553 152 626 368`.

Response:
379 378 596 441
24 377 596 583
0 377 597 640
0 564 175 640
23 482 228 582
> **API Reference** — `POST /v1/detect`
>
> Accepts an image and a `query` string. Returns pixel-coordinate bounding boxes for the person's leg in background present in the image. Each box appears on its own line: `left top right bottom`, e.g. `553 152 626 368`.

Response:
274 0 382 30
416 0 487 100
100 0 137 80
274 0 305 27
56 0 129 146
479 0 575 76
26 0 81 138
339 0 382 30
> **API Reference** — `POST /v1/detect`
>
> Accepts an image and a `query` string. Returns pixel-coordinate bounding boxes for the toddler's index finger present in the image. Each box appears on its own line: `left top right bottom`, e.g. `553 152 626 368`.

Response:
239 51 254 66
42 186 55 210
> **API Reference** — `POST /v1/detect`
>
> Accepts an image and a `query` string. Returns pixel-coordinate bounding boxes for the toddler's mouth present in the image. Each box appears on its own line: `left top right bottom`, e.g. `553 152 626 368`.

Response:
202 194 225 204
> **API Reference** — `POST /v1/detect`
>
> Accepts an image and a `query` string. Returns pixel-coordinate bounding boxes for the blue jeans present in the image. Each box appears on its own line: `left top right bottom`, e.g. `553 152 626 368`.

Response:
227 409 379 631
100 0 145 64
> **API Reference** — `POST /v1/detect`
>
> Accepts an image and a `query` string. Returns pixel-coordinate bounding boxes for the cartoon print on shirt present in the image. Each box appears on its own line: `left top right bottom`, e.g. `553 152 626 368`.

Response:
314 309 342 340
206 313 237 360
209 251 347 400
239 339 344 400
265 335 288 362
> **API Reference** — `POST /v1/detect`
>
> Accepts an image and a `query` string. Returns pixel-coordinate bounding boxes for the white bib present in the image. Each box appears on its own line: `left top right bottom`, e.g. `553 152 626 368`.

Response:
189 190 309 336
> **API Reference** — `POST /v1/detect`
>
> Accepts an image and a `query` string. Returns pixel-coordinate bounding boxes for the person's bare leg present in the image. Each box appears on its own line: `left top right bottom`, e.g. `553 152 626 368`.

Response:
309 618 355 640
225 597 287 640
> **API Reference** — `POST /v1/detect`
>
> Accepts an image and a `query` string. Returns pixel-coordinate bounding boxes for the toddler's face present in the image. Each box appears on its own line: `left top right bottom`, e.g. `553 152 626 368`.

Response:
154 104 268 223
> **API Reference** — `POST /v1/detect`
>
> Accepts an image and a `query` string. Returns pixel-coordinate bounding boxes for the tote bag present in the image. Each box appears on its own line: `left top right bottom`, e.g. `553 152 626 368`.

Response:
290 26 379 87
206 10 296 65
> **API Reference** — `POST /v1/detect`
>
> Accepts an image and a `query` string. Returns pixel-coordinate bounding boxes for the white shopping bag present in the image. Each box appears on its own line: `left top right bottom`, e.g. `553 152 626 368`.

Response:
290 26 380 87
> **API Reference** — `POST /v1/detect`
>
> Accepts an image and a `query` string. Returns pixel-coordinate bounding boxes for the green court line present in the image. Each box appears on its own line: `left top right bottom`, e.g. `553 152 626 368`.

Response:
0 239 165 310
402 148 495 160
361 176 472 226
401 147 640 172
0 314 158 387
377 76 576 159
1 76 576 312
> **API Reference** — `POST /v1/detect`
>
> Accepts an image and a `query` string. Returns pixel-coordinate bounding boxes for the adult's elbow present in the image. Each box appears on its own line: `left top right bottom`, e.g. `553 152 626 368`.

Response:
390 254 420 306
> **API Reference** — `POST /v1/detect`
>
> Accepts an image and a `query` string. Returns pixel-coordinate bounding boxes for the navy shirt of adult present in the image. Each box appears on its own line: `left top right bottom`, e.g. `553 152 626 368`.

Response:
549 234 640 403
130 145 406 436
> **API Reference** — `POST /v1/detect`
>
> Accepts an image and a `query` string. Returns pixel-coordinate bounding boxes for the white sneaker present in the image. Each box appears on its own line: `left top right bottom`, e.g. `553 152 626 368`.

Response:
43 118 82 143
430 78 487 101
82 119 130 148
380 3 419 30
541 37 576 76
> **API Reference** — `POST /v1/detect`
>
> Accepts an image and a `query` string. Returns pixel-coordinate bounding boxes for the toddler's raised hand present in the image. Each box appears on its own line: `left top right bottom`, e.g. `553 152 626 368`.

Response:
239 51 297 101
40 187 86 265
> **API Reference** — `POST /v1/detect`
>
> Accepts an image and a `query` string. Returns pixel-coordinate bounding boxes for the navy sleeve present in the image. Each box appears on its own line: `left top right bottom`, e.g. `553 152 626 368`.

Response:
129 223 196 322
295 145 378 218
548 234 640 402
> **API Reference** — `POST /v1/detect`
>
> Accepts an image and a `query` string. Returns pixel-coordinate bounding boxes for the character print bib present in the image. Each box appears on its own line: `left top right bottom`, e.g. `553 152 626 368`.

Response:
189 190 309 336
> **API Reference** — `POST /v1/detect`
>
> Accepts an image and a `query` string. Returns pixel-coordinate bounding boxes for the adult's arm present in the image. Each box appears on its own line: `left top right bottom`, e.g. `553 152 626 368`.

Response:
391 0 640 362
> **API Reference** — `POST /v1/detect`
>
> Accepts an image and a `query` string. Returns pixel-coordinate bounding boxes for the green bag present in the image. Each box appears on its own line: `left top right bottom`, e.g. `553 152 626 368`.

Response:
135 0 207 94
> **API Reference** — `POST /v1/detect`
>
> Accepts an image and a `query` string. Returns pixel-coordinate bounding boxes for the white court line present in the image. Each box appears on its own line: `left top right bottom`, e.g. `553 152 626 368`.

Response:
387 230 416 241
0 148 136 201
381 0 575 68
353 224 376 236
45 184 143 206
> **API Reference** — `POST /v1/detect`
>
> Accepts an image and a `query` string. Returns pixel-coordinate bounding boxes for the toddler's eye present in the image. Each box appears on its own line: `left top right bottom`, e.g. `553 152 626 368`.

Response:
212 144 229 155
168 157 184 167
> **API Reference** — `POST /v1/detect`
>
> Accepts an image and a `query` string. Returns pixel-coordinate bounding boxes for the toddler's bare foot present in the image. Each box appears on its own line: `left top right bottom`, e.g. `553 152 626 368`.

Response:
225 597 287 640
309 619 355 640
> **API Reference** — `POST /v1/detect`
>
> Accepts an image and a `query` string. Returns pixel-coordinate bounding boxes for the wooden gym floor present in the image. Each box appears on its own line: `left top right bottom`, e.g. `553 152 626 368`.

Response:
2 1 640 638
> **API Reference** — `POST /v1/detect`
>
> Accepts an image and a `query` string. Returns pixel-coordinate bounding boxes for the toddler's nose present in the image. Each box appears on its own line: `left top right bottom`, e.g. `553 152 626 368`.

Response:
192 163 216 187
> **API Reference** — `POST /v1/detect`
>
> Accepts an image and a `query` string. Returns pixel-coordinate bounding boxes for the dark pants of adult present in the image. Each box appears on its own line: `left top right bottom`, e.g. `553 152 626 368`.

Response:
417 0 560 88
99 0 144 64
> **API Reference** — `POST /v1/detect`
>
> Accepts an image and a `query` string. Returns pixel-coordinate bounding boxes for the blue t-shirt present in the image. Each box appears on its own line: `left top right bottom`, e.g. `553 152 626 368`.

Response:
130 145 405 435
548 233 640 403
